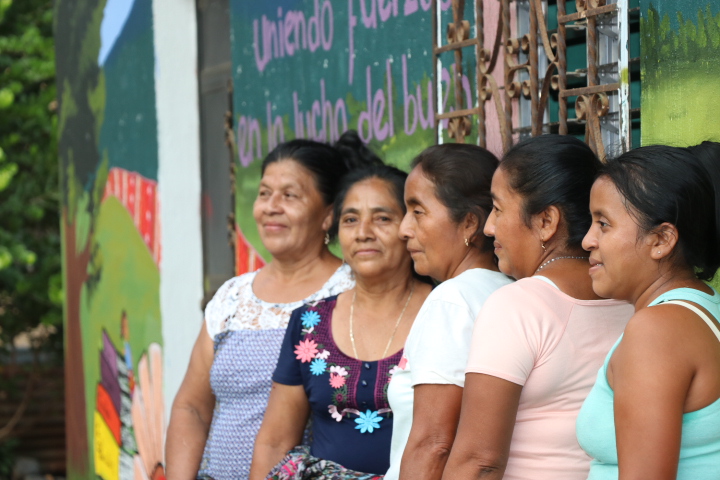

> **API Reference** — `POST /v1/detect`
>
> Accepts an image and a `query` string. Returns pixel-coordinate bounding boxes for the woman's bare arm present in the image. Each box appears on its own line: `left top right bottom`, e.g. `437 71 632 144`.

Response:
441 373 522 480
613 307 693 480
398 384 463 480
249 382 310 480
165 323 216 480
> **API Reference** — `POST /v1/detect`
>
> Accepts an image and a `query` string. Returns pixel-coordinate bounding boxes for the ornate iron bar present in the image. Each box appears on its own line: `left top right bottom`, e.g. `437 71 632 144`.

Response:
432 0 635 157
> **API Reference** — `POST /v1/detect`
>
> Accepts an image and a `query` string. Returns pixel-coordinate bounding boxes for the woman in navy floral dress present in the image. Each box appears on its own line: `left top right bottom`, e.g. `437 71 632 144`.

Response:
250 165 433 479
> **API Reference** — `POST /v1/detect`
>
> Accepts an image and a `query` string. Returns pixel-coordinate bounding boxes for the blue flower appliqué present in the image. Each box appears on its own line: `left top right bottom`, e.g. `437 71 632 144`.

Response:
301 310 322 329
354 410 383 433
309 358 327 376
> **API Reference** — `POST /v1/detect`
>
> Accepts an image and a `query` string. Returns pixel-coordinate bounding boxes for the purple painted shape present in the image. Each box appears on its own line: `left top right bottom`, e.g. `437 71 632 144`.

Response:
100 331 122 414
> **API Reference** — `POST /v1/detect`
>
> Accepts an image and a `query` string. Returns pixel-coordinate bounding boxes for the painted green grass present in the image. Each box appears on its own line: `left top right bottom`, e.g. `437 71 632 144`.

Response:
642 72 720 146
79 196 162 475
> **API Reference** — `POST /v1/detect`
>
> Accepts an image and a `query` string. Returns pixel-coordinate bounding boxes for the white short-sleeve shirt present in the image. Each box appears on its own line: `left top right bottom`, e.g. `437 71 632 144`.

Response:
385 268 513 479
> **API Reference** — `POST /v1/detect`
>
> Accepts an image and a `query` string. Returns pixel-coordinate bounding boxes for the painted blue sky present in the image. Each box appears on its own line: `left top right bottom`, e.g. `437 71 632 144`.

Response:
98 0 137 66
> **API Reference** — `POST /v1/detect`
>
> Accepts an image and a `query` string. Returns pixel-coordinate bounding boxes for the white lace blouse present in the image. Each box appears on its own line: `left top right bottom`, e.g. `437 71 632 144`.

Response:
198 263 354 480
204 263 355 338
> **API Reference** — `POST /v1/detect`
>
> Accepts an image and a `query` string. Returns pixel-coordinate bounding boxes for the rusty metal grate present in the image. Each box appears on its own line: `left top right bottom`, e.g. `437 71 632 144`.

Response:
433 0 636 157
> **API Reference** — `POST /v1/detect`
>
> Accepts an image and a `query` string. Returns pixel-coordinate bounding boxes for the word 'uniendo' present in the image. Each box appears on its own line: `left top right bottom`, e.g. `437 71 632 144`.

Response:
253 0 452 75
253 0 333 73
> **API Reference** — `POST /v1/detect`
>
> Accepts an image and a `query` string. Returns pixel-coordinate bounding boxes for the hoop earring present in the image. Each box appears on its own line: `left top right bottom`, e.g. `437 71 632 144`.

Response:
324 233 330 245
465 238 470 247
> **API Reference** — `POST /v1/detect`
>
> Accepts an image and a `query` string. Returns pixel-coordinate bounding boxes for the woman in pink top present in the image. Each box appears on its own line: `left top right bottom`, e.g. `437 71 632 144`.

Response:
442 135 632 480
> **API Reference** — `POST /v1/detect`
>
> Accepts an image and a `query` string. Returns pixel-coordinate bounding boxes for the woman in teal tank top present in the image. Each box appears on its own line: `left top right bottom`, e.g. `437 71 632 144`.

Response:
577 143 720 480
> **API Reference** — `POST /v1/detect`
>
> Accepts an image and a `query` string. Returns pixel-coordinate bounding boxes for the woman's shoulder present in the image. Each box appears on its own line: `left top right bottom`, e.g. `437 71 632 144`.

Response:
221 270 258 292
426 268 513 307
490 276 628 308
289 294 339 326
613 306 698 383
484 276 550 302
203 271 262 337
478 276 592 321
627 300 709 341
308 263 354 301
205 271 258 312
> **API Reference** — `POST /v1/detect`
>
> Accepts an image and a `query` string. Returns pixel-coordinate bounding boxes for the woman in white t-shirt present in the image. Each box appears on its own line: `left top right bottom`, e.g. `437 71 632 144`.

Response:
385 144 513 480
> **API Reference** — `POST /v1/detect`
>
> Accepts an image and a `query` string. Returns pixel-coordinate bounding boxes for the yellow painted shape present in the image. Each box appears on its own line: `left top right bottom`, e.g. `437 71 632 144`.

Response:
94 411 120 480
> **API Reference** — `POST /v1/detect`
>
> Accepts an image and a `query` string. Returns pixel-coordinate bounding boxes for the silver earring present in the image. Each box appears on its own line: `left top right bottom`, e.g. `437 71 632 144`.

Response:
324 233 330 245
541 241 546 252
465 238 469 247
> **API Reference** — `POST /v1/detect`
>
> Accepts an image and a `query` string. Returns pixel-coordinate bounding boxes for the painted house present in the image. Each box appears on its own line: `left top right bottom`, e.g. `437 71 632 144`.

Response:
56 0 720 478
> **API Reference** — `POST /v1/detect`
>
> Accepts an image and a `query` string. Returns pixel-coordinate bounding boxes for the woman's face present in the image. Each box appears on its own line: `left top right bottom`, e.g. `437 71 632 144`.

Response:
338 178 412 280
484 168 540 279
583 176 655 301
252 159 330 258
399 167 469 281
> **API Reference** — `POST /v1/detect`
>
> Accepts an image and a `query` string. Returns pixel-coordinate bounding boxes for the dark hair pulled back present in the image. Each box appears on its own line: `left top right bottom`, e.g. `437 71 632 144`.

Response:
261 130 381 205
602 144 720 281
500 134 601 249
411 143 499 252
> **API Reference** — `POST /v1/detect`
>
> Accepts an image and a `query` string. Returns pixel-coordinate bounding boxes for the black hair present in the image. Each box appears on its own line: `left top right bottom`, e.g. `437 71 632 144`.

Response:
602 144 720 281
689 141 720 197
411 144 499 252
261 130 381 206
329 164 408 240
500 134 601 249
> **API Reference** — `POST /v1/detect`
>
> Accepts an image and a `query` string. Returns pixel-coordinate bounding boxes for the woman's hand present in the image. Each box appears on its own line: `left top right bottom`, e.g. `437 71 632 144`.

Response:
441 373 522 480
249 382 310 480
165 323 216 480
398 384 463 480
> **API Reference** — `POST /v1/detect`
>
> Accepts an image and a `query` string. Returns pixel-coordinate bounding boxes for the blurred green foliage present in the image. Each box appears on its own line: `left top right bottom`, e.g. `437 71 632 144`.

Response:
0 0 62 357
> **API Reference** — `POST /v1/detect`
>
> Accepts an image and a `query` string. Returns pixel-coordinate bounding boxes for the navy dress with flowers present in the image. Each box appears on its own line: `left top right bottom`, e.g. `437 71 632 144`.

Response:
273 295 402 475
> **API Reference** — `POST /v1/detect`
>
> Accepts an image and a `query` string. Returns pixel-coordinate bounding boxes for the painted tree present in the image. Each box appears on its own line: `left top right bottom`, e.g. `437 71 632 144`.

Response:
54 0 108 475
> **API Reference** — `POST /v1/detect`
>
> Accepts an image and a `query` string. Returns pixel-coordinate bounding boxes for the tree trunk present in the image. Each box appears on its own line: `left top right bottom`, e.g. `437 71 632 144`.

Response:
63 208 91 476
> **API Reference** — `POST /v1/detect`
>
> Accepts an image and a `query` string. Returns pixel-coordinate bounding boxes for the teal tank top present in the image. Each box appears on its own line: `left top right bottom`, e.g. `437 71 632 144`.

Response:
576 287 720 480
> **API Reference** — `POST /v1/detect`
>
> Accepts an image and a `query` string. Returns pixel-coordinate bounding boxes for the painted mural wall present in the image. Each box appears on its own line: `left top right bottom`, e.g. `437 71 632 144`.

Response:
229 0 510 273
56 0 165 478
640 0 720 146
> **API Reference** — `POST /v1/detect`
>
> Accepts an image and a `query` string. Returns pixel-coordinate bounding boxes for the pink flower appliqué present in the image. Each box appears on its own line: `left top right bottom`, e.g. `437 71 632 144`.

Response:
328 405 343 422
294 339 319 363
398 356 408 370
388 365 400 377
329 374 346 389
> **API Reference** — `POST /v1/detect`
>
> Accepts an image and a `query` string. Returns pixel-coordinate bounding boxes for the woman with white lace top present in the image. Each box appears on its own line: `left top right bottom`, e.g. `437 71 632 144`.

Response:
165 132 377 480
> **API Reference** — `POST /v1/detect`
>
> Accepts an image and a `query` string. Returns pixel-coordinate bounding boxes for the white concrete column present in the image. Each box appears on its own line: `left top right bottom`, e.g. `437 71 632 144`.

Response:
152 0 204 415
